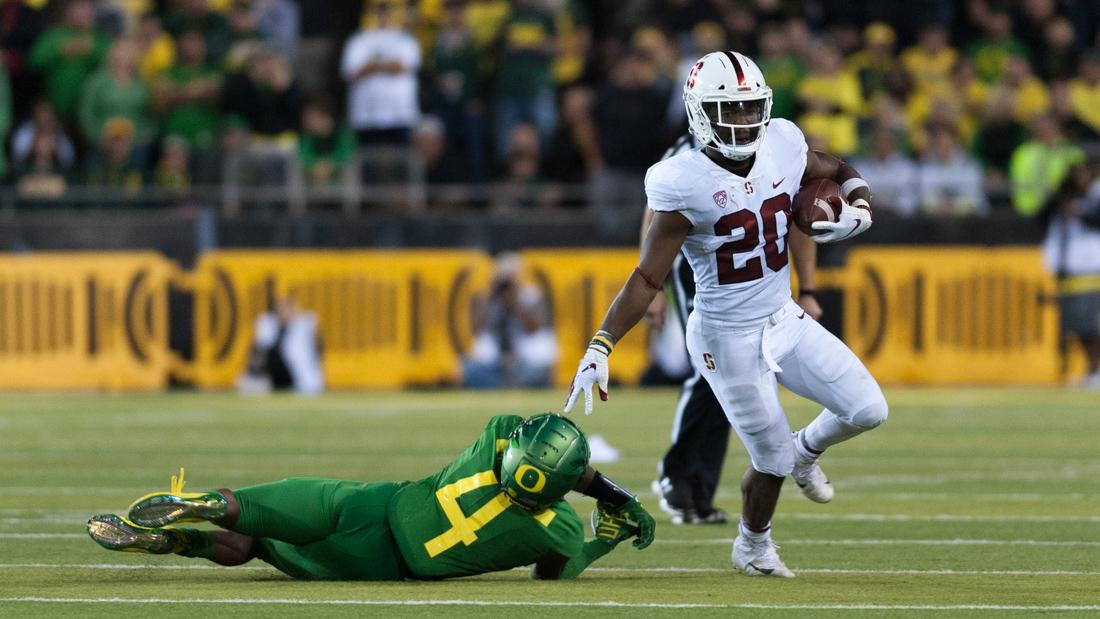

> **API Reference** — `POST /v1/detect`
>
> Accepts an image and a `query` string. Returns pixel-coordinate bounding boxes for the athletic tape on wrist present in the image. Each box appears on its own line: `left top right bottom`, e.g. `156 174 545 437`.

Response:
840 177 869 198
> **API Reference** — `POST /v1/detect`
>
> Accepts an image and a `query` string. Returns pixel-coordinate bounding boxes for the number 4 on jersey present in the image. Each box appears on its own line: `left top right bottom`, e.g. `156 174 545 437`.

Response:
713 194 791 285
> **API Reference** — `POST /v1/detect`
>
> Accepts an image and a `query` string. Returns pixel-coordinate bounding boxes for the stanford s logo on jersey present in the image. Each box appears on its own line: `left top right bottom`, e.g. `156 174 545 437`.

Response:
712 190 727 208
744 181 754 194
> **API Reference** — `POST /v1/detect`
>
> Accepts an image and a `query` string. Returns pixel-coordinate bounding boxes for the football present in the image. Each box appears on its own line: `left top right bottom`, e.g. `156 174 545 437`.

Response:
792 178 843 236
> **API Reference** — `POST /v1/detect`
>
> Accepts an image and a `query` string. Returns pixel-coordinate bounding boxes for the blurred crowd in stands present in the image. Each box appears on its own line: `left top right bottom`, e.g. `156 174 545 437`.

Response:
2 0 1100 216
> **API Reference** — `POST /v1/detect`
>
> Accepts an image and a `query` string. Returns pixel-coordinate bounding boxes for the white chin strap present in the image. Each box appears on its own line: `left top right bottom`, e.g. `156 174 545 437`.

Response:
715 143 753 161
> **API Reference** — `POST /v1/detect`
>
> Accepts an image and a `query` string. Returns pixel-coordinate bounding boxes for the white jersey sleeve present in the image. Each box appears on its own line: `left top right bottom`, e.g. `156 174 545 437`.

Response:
764 118 809 189
645 152 708 227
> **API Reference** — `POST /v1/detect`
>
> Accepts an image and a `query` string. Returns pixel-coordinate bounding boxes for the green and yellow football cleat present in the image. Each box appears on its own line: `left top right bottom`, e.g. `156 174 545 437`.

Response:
127 467 227 527
86 514 187 554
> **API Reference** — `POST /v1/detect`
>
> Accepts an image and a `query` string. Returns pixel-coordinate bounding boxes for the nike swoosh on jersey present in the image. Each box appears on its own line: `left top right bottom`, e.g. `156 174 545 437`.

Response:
772 178 785 188
797 312 805 319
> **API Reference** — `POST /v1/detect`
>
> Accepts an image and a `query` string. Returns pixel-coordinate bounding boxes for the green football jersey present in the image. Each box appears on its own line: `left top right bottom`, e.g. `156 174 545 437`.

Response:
387 415 585 579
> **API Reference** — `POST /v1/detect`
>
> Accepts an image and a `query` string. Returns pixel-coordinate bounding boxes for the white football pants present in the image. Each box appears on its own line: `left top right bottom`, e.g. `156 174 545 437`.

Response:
686 299 888 476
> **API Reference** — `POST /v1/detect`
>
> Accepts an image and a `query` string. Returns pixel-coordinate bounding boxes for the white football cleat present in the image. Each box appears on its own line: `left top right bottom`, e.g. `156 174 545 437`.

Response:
731 535 795 578
792 455 834 503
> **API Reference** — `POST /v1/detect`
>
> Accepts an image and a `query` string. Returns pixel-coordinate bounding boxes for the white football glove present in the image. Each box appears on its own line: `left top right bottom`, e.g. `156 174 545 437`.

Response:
563 337 612 416
811 196 872 244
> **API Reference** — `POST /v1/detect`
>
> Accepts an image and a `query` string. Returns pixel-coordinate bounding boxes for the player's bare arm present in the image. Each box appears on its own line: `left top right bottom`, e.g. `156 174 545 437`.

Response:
639 207 668 329
610 210 692 338
802 150 873 243
788 227 823 319
531 552 570 579
564 210 691 414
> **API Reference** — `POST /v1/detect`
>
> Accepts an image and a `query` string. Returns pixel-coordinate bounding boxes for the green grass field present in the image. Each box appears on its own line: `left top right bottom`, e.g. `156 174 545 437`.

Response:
2 387 1099 617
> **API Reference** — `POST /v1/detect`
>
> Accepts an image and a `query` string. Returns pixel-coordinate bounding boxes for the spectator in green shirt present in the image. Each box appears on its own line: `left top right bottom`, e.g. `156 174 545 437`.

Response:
756 22 806 122
428 0 487 182
28 0 110 122
298 99 355 186
493 0 557 161
79 38 153 154
152 29 222 153
1009 114 1085 216
966 11 1028 84
163 0 232 65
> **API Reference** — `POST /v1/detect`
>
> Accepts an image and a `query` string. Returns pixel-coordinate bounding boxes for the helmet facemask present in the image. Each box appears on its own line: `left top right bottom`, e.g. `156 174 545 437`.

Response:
685 91 773 161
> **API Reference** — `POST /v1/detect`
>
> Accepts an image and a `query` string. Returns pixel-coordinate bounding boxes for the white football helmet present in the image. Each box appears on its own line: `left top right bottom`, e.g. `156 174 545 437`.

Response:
683 51 773 161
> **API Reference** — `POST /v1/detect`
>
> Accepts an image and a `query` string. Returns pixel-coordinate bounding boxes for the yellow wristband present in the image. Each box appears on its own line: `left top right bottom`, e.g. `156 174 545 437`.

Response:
590 331 615 355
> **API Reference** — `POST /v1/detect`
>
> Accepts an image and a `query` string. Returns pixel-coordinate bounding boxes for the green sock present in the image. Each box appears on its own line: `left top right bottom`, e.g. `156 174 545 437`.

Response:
175 528 213 559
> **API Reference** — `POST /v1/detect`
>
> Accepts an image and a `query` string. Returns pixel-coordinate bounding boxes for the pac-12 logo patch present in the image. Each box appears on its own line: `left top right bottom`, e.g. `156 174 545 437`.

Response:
712 190 728 208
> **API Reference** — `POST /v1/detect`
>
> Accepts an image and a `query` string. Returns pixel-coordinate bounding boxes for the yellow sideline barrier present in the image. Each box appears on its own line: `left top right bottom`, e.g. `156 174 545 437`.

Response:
832 247 1061 384
183 250 493 389
519 249 651 388
0 252 173 390
0 247 1072 390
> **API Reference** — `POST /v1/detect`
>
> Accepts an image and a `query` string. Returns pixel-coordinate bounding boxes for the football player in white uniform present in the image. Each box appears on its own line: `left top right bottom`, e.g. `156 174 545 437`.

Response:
565 51 887 578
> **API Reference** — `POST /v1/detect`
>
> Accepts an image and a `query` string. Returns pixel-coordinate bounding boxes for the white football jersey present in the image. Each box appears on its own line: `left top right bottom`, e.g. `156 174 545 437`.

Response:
646 118 809 323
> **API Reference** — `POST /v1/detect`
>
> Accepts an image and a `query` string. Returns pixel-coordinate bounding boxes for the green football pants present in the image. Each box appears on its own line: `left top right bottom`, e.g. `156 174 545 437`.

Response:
233 477 409 580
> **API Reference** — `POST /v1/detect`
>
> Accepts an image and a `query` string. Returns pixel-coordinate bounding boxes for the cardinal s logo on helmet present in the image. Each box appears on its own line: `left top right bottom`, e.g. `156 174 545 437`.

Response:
683 51 773 161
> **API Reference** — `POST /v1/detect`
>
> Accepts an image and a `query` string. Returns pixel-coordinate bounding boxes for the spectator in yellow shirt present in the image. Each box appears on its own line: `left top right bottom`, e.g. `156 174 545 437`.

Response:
845 22 906 115
1069 52 1100 137
905 58 984 155
467 0 511 51
983 56 1050 124
796 41 861 156
900 23 957 97
136 12 176 81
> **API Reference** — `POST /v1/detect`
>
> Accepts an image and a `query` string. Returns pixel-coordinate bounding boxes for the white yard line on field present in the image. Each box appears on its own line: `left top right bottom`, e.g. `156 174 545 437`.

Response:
786 513 1100 523
0 563 268 571
649 538 1100 547
0 533 86 539
2 597 1099 611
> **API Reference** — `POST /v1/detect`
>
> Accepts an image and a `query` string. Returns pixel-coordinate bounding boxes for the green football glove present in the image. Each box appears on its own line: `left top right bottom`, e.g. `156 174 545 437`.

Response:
618 498 656 549
591 502 639 547
592 499 655 550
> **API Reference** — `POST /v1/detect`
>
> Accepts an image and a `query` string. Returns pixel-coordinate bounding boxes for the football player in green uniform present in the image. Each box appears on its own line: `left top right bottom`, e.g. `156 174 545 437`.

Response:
86 413 655 580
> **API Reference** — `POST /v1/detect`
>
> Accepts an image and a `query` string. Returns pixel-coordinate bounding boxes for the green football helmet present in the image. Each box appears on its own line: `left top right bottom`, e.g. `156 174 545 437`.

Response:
500 413 590 511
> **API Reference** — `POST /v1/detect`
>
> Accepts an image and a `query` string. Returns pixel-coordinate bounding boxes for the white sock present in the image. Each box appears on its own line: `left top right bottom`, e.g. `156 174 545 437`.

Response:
739 518 771 542
793 429 821 461
802 409 867 452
